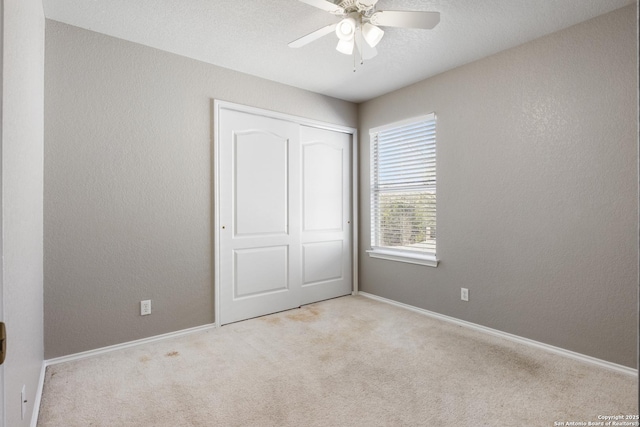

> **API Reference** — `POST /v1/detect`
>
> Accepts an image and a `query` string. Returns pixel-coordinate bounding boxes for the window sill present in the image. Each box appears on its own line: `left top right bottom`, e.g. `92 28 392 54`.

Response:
366 249 439 267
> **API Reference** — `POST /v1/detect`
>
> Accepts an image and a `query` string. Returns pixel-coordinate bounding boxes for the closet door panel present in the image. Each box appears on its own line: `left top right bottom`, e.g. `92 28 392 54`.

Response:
300 126 352 305
219 109 301 325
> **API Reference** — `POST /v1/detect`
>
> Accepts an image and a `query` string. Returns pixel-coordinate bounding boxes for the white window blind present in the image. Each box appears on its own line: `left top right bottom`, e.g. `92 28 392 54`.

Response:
368 114 437 266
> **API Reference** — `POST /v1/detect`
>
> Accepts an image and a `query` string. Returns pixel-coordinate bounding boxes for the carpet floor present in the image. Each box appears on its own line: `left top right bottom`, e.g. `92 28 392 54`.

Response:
38 295 637 426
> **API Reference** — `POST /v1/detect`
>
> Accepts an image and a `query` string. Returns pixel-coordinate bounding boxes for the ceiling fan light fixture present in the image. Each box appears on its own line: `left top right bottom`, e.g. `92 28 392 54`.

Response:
336 38 355 55
362 22 384 47
335 17 356 41
289 0 440 63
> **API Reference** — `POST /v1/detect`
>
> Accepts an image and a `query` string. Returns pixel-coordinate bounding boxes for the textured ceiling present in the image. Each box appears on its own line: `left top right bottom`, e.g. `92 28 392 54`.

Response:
42 0 635 103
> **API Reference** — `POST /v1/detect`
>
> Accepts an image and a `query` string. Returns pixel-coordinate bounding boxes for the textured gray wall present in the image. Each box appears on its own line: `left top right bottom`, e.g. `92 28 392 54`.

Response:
44 20 358 359
359 5 638 368
2 0 45 425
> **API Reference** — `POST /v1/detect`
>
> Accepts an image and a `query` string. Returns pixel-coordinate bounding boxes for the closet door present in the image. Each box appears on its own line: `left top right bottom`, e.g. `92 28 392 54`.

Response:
300 126 352 305
219 109 301 325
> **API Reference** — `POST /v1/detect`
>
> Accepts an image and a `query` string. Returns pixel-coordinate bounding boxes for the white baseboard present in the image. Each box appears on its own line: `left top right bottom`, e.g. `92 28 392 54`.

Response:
30 361 46 427
45 323 217 367
358 291 637 377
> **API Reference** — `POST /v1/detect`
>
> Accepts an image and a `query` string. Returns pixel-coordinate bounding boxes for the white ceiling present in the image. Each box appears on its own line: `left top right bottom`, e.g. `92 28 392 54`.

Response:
42 0 635 103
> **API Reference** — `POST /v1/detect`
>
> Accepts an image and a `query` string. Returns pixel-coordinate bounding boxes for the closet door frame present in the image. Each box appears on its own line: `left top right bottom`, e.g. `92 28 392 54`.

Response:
213 100 358 327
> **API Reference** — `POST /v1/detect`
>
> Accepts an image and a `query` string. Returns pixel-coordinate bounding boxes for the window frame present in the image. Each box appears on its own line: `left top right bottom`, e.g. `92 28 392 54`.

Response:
367 114 438 267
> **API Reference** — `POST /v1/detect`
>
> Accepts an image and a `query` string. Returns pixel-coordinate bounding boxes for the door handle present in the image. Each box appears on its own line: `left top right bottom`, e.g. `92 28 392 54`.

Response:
0 322 5 365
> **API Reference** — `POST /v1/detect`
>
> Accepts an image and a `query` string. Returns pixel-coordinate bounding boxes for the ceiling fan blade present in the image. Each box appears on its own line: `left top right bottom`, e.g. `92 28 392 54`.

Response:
370 11 440 29
298 0 345 15
288 23 338 48
355 29 378 60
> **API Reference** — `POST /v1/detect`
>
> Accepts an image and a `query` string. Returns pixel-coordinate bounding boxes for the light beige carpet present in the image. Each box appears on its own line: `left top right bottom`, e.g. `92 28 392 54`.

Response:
38 295 636 426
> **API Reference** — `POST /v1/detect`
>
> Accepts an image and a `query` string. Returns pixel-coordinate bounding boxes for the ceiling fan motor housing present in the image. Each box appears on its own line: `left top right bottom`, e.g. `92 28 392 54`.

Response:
338 0 376 18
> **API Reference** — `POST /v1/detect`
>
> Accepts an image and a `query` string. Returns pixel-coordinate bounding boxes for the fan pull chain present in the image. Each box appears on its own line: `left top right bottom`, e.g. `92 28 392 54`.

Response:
353 30 364 72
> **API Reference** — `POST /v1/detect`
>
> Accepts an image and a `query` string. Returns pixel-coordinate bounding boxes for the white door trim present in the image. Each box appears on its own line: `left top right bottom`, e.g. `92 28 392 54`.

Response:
213 100 358 327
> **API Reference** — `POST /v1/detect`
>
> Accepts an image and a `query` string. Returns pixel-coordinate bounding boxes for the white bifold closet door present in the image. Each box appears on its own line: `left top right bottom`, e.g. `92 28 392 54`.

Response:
219 109 352 325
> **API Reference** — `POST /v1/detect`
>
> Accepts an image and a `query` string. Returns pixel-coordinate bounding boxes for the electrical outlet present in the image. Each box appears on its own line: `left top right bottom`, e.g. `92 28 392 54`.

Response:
21 385 26 420
461 288 469 302
140 300 151 316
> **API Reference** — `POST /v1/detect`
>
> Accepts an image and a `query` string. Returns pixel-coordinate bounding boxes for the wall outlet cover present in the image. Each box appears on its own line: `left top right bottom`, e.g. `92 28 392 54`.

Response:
141 300 151 316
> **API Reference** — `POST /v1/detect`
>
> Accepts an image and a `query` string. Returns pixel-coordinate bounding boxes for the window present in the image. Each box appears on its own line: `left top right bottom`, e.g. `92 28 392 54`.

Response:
368 114 437 267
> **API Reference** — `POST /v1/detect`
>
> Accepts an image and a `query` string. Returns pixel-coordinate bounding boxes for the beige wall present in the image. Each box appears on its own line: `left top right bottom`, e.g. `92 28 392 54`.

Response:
2 0 45 425
44 20 358 359
359 5 638 368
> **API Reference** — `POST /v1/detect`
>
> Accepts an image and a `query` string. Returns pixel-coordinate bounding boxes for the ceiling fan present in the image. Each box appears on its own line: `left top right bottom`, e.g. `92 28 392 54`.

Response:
288 0 440 60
